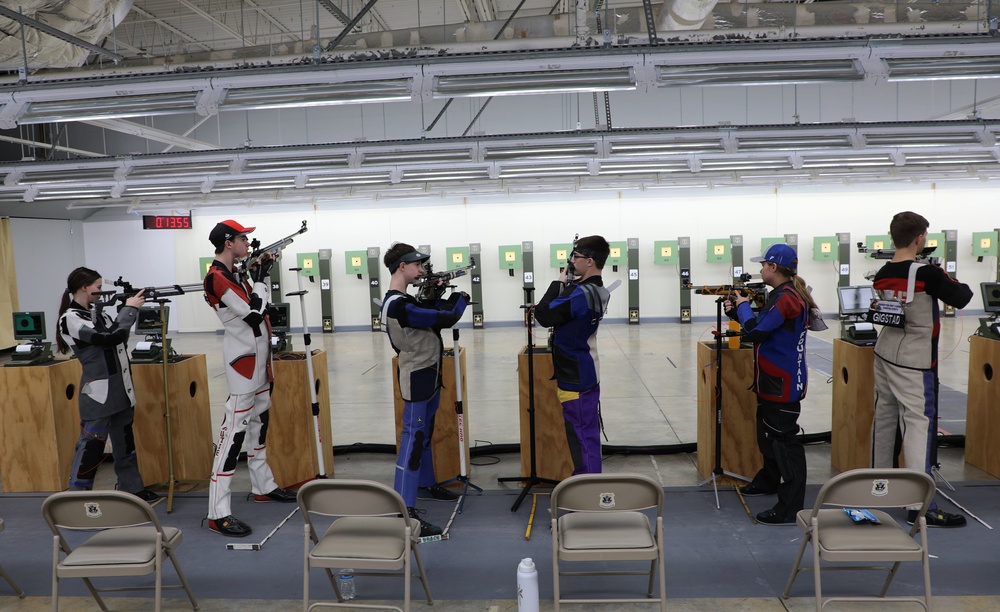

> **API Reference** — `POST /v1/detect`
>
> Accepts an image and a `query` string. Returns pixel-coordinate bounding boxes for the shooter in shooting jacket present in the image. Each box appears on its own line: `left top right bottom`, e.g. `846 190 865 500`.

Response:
203 219 296 537
724 243 819 526
380 242 468 538
57 267 159 502
533 235 611 475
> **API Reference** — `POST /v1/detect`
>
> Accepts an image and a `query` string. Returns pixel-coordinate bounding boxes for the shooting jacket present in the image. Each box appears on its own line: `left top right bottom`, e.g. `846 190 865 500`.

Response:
381 290 467 402
873 260 973 370
58 301 139 420
733 282 809 404
534 277 610 392
204 260 273 394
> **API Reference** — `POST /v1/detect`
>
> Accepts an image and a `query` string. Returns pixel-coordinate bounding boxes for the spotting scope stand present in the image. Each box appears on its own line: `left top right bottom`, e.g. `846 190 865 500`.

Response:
287 267 327 480
497 287 560 512
697 297 751 509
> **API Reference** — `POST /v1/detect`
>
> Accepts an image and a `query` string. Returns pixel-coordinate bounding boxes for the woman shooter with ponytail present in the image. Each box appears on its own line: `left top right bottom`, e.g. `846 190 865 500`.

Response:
57 267 158 502
723 244 819 525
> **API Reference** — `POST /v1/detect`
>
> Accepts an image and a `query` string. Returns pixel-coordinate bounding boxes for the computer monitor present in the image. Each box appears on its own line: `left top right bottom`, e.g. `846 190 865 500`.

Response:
982 282 1000 314
12 311 45 341
267 303 290 334
837 285 876 316
135 305 168 336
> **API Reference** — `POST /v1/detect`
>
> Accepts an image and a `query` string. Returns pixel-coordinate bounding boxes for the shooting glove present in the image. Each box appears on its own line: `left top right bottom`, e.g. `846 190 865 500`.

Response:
250 257 273 283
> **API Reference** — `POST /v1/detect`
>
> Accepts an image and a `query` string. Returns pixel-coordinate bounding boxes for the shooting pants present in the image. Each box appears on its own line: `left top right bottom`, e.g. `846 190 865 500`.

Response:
208 383 279 520
749 398 805 520
559 386 602 475
69 408 144 494
395 389 441 508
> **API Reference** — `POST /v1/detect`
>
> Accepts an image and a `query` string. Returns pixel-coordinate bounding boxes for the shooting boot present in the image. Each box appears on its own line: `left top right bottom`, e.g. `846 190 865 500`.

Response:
407 507 443 538
252 487 296 503
208 515 253 537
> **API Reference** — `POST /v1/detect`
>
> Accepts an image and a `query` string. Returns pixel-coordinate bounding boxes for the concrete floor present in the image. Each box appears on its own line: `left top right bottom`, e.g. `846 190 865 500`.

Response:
2 317 997 610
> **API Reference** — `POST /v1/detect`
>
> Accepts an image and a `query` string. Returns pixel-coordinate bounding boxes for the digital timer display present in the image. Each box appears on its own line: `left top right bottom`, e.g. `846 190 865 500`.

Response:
142 215 192 230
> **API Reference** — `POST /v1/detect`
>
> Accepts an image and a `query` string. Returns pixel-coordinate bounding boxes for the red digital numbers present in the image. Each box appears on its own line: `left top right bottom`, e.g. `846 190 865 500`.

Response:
143 215 192 230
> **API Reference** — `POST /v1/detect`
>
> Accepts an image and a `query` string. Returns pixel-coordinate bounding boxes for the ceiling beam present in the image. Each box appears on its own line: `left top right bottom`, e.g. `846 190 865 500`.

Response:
130 6 215 53
177 0 251 47
82 119 219 151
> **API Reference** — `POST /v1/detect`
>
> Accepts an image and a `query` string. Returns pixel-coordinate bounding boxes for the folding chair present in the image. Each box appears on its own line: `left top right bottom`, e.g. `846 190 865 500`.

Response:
0 518 26 598
298 479 433 612
550 473 666 611
782 468 936 611
41 490 199 612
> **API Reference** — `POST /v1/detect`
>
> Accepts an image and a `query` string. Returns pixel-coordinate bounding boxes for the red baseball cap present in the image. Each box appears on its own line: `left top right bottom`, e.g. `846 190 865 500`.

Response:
209 219 255 248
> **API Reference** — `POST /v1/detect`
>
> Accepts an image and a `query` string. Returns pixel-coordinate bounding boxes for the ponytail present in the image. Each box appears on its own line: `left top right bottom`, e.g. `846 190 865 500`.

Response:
57 267 101 354
791 275 818 311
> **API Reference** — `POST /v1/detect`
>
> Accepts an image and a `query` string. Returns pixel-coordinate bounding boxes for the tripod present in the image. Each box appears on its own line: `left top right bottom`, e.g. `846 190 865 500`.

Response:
437 328 483 513
286 267 328 479
498 287 559 512
698 297 750 509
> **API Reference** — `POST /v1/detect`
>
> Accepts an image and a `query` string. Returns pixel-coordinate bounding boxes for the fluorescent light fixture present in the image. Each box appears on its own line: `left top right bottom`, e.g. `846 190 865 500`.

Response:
434 68 635 98
609 141 723 155
656 60 862 87
485 144 597 160
363 150 473 164
129 162 232 177
19 93 199 125
244 155 351 171
221 79 413 111
886 57 1000 82
862 132 983 147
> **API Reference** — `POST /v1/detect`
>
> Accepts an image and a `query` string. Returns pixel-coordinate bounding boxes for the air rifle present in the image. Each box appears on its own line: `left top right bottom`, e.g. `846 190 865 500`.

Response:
413 256 477 302
240 219 308 275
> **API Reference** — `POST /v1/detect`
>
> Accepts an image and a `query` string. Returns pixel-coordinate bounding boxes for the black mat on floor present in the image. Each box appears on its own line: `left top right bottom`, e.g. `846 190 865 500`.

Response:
2 482 998 603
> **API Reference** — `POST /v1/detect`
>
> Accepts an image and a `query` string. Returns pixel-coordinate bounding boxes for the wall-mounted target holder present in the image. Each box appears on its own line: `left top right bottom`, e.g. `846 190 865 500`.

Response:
760 237 783 257
679 236 692 323
345 250 366 278
653 240 678 265
607 241 627 272
925 232 946 259
446 246 470 270
706 239 730 264
550 243 573 269
865 235 892 252
199 257 214 280
499 244 522 277
813 236 838 262
297 253 318 280
972 231 999 257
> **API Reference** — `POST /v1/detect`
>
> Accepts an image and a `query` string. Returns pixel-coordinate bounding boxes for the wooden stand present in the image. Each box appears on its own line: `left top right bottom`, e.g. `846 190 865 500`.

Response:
516 347 574 482
0 360 82 492
270 350 334 488
131 355 214 486
965 335 1000 477
696 341 760 483
831 339 876 472
392 348 471 487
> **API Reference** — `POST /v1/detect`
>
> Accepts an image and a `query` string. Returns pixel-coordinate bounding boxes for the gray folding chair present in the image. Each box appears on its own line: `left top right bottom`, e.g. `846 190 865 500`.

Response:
0 518 26 598
550 472 666 611
782 468 936 611
298 479 432 612
41 490 199 612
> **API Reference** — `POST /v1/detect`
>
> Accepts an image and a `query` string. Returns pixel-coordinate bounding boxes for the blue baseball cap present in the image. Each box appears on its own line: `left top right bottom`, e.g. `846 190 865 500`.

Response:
750 244 798 271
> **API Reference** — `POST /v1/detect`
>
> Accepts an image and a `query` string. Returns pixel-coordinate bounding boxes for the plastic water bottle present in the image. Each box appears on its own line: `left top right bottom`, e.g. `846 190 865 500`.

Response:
517 558 539 612
337 569 356 600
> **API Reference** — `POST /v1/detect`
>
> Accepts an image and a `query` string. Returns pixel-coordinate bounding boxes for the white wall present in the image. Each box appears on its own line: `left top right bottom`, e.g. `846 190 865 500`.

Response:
10 218 85 341
58 181 1000 333
9 182 997 336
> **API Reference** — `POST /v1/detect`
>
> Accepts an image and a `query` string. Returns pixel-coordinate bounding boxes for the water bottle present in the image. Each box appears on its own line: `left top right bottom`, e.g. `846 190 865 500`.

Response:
517 558 539 612
337 569 356 600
